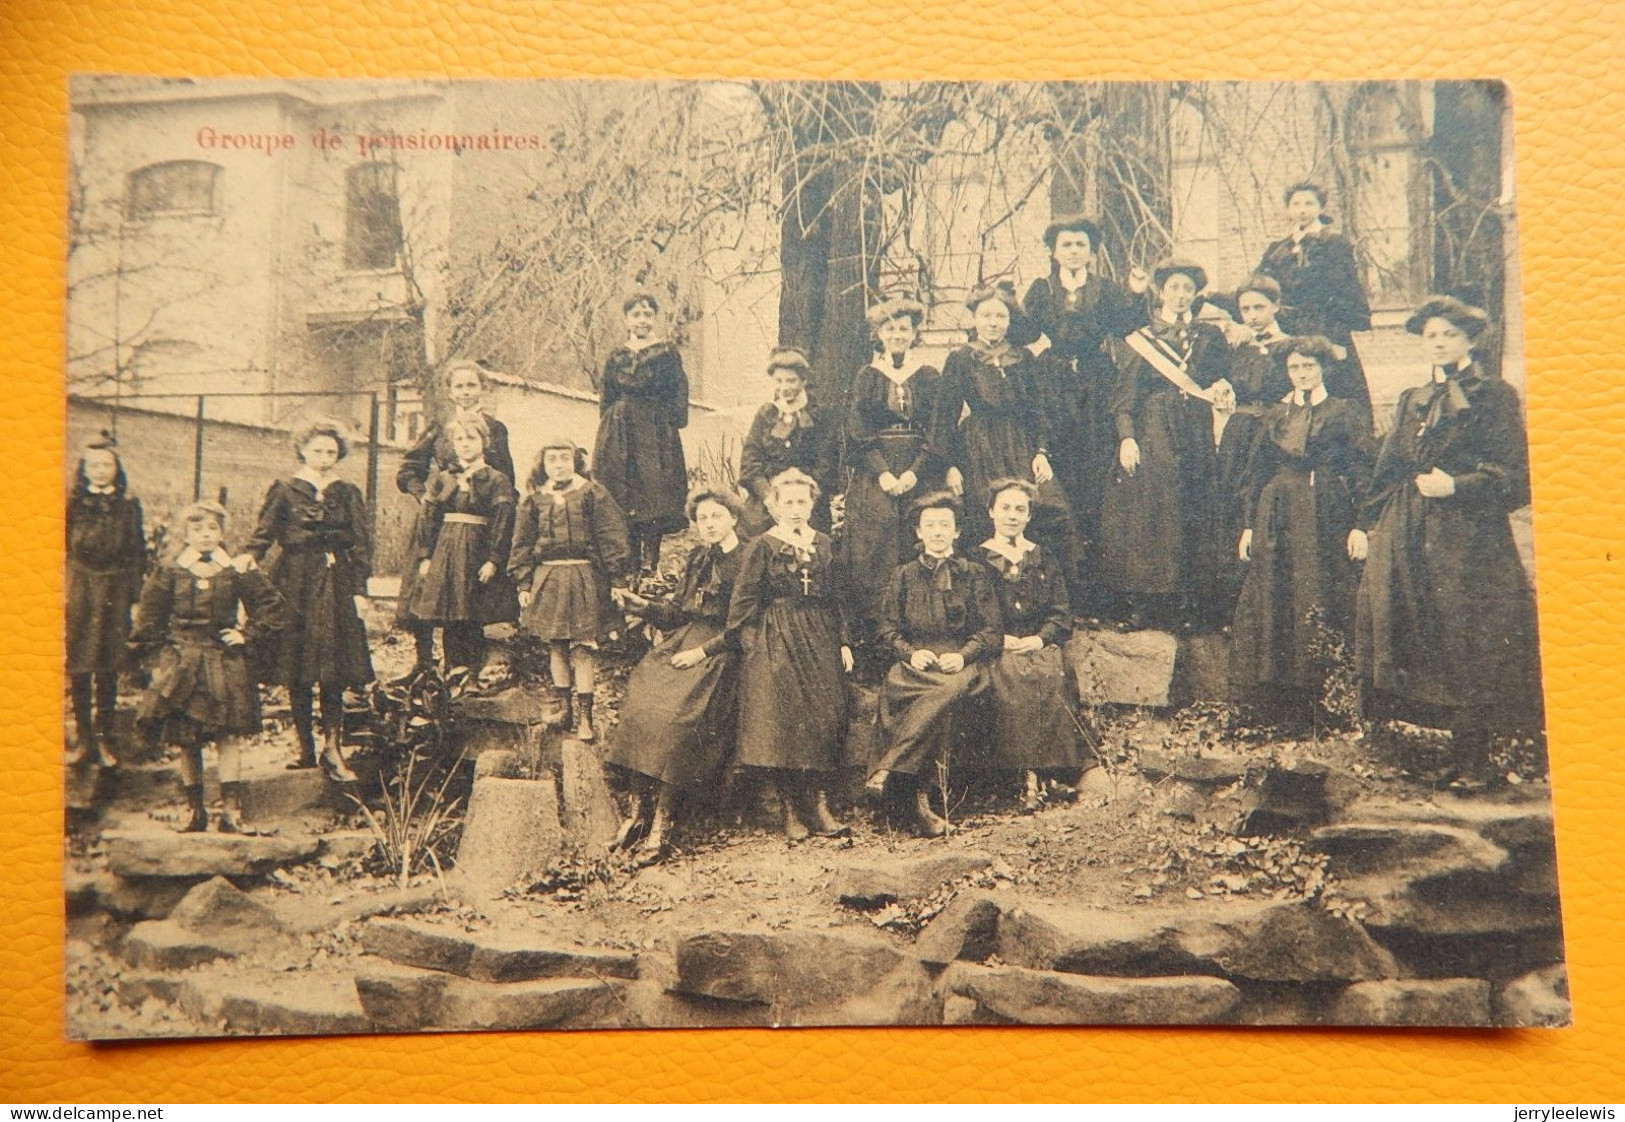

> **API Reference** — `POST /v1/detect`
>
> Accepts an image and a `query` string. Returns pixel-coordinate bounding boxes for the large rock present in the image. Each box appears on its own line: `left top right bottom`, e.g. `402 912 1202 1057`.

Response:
940 962 1240 1025
1181 900 1399 984
104 830 319 879
122 877 293 970
1329 978 1494 1027
1068 629 1179 707
914 892 1002 968
833 850 993 908
354 963 624 1031
80 873 197 921
169 876 287 936
122 920 249 970
361 917 638 981
179 971 372 1035
1307 820 1506 880
558 739 620 851
1237 760 1347 836
453 773 563 898
1495 964 1571 1027
235 766 342 823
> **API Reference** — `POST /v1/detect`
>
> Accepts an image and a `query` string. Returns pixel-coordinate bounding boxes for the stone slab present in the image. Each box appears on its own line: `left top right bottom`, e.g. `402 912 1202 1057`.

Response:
1068 629 1179 708
104 830 320 879
833 850 994 908
941 962 1241 1025
361 917 639 981
1329 978 1494 1027
453 773 562 899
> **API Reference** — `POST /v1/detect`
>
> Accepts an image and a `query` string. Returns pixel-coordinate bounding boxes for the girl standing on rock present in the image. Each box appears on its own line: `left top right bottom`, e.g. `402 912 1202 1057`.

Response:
240 420 373 782
66 431 145 768
128 502 286 834
400 418 519 682
508 437 632 743
738 348 838 538
396 359 516 674
726 468 852 842
608 487 746 864
592 292 691 580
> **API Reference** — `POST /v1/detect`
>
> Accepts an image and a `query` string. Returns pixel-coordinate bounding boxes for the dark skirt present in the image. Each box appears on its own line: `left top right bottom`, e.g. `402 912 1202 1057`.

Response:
403 523 519 625
734 601 847 772
843 432 942 628
1355 487 1543 731
1042 352 1118 551
1230 467 1358 696
607 620 737 788
1097 389 1210 597
137 635 262 739
987 646 1084 771
875 661 992 778
266 552 374 687
519 561 611 643
594 398 689 533
66 564 139 675
960 411 1072 552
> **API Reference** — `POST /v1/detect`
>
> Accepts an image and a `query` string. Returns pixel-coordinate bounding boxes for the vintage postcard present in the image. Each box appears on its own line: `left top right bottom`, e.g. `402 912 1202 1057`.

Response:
62 76 1565 1038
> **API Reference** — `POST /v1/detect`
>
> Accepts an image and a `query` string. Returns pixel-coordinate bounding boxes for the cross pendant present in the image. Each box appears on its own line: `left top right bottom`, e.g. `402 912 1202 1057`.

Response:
798 567 812 596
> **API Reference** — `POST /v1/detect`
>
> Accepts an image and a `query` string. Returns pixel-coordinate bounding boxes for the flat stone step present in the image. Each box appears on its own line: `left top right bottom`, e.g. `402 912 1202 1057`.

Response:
104 829 320 879
360 916 639 982
833 850 994 908
122 920 252 970
1329 978 1494 1027
941 962 1241 1025
355 961 625 1031
178 969 372 1036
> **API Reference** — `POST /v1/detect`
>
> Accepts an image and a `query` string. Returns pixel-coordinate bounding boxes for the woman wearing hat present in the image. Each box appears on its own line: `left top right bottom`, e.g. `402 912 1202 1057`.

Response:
1097 258 1233 629
930 283 1074 557
1009 215 1149 598
738 347 838 538
592 292 691 579
1354 296 1543 787
843 296 944 641
1255 182 1374 419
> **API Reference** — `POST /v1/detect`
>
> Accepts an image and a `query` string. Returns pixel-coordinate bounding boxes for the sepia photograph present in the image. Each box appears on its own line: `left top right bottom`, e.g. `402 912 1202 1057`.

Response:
61 75 1565 1039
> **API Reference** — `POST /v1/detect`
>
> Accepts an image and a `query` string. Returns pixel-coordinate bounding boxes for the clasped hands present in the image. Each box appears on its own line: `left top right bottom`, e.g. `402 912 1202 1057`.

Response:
910 648 966 673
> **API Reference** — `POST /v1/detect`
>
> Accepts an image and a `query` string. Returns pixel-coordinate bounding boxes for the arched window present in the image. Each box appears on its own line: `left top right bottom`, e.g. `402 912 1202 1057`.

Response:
345 162 403 270
125 160 221 220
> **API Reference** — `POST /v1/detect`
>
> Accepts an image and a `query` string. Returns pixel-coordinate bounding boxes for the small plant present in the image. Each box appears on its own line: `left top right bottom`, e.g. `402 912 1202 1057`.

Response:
687 434 741 492
351 743 467 890
1303 606 1360 737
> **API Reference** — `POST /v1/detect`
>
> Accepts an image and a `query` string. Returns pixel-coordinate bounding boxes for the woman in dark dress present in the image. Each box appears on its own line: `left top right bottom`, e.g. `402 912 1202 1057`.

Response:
1354 297 1543 788
738 347 838 538
401 418 519 679
1229 337 1374 722
1008 215 1149 599
978 479 1086 813
1256 182 1374 420
592 292 691 578
65 432 144 768
842 296 943 640
508 437 632 742
396 359 516 674
1096 258 1233 630
868 493 1004 838
608 488 746 864
129 502 286 833
931 284 1073 560
240 420 374 781
726 468 852 841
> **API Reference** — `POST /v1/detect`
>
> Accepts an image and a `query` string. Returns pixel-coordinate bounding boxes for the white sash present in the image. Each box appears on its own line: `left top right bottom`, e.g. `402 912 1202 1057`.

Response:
1125 328 1214 402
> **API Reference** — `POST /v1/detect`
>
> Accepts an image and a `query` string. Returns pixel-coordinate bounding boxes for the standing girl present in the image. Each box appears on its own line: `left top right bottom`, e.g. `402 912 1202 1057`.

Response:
738 348 838 538
592 292 691 579
1229 337 1374 722
608 488 746 863
66 432 145 767
726 468 852 841
240 420 374 781
128 503 285 833
508 437 632 742
396 359 516 673
400 418 519 680
1354 297 1543 788
842 296 943 639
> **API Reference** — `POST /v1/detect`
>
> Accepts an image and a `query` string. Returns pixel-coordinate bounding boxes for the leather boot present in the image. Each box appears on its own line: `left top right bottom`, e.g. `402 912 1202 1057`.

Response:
1020 770 1042 814
908 787 949 839
216 780 268 835
776 778 809 843
546 687 573 730
636 794 673 866
573 692 596 742
802 787 850 838
288 685 318 769
319 724 358 784
179 783 208 833
614 788 650 851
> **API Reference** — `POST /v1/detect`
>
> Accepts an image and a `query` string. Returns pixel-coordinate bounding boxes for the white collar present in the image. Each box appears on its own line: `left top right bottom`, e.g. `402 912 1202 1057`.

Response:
774 388 810 419
767 523 817 552
175 546 226 570
1058 266 1089 292
1212 409 1232 445
872 350 929 387
452 403 485 419
545 474 586 502
85 484 117 496
1283 385 1330 407
1159 311 1192 327
294 468 334 496
1432 357 1473 383
981 535 1037 566
625 335 663 353
1291 224 1318 244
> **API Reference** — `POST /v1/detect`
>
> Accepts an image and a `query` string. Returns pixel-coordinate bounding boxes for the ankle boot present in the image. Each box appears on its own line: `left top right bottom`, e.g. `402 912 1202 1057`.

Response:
636 796 673 866
180 783 208 833
573 692 596 742
614 789 650 851
802 788 850 838
319 724 358 783
776 778 809 843
908 787 949 839
547 687 573 730
1020 770 1042 814
216 780 267 835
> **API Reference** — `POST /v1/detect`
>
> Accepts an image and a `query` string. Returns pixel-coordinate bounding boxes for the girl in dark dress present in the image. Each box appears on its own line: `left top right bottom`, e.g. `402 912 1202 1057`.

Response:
726 468 852 841
931 284 1074 560
608 488 746 864
1229 337 1374 721
1354 297 1543 788
868 494 1004 838
129 503 285 833
240 420 373 782
843 296 943 639
978 479 1086 813
396 359 516 674
1097 258 1233 629
401 418 519 681
1255 182 1374 420
65 432 144 768
508 437 632 742
592 292 691 578
738 348 838 538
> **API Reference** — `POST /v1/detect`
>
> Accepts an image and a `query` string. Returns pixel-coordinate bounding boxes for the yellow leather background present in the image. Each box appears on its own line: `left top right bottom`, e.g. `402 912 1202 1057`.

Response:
4 0 1623 1103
